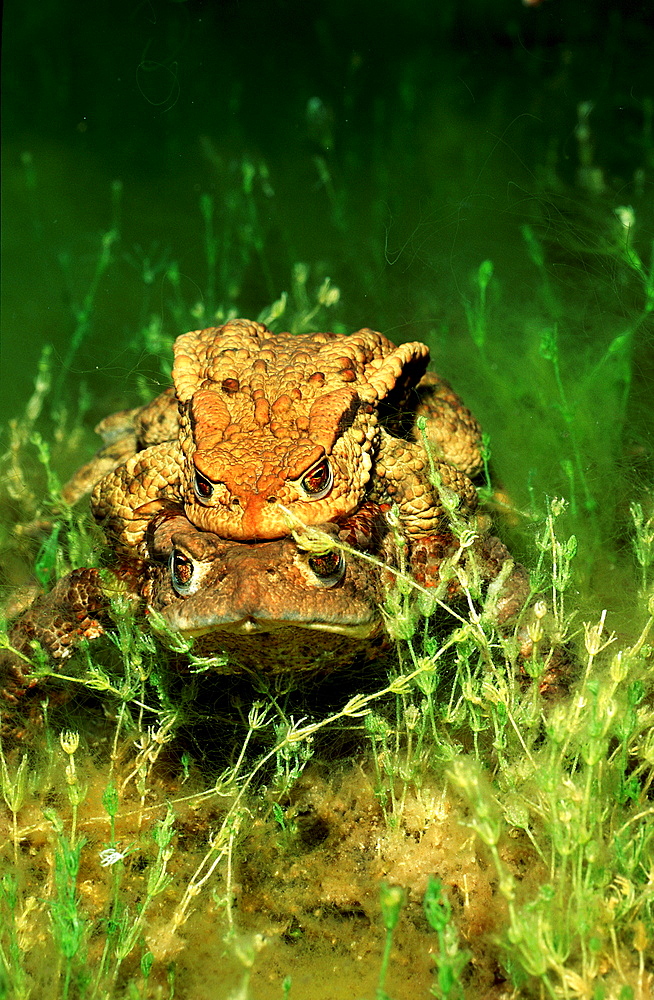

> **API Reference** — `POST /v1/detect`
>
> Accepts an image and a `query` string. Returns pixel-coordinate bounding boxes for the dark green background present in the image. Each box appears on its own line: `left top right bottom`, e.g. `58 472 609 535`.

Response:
2 0 653 598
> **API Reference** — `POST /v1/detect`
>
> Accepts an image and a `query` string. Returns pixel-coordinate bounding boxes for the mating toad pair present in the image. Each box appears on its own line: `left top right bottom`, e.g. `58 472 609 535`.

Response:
3 318 541 705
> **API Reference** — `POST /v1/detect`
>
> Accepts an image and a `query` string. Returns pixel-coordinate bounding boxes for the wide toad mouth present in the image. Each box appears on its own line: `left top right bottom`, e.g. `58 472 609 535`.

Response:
156 611 380 640
148 516 384 643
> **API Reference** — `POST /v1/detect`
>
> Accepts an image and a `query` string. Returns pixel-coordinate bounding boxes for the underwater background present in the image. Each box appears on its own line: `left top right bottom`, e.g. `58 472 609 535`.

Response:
3 0 653 606
1 1 653 998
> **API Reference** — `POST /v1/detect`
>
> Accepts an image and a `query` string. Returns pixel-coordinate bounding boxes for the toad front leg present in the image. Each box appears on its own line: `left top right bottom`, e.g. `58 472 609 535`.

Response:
408 528 574 695
1 568 113 708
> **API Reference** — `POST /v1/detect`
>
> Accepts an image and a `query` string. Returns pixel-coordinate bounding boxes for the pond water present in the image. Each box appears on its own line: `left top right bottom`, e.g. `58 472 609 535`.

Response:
1 1 652 998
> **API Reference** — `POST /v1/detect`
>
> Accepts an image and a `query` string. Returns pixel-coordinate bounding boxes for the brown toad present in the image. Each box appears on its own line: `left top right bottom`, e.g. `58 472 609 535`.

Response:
2 499 549 713
0 507 396 706
89 320 482 559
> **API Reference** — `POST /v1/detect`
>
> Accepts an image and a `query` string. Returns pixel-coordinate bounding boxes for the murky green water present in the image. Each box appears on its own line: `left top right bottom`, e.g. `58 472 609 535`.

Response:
1 2 653 997
3 0 652 560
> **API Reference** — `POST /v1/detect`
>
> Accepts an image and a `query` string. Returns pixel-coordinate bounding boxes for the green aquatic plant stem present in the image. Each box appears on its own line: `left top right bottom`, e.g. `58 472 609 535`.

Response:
521 224 561 320
539 325 598 519
54 227 119 406
60 730 86 849
630 502 654 596
109 808 176 987
423 877 470 1000
462 259 494 358
376 883 405 1000
0 744 29 865
457 598 652 996
285 509 472 630
552 609 616 770
313 155 346 233
614 207 654 312
0 875 29 1000
365 712 394 823
49 822 87 1000
449 759 564 999
91 780 125 997
288 265 341 333
530 496 577 634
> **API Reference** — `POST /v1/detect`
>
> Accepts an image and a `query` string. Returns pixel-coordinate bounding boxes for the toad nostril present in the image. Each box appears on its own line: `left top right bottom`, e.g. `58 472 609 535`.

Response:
231 498 241 506
266 496 277 503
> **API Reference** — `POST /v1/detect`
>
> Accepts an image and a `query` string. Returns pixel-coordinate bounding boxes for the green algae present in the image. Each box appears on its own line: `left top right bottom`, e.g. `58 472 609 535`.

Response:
1 1 653 997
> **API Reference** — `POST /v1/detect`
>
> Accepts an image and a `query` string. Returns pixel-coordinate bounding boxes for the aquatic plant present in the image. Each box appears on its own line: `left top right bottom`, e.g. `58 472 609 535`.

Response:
1 395 652 996
1 23 653 992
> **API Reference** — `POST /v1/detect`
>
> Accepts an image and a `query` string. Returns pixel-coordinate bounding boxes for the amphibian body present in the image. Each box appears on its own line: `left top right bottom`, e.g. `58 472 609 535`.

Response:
2 319 568 726
90 320 482 558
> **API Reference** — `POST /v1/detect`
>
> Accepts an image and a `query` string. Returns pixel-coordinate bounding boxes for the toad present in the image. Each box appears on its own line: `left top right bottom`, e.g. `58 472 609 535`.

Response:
89 320 482 559
2 501 545 716
0 507 392 708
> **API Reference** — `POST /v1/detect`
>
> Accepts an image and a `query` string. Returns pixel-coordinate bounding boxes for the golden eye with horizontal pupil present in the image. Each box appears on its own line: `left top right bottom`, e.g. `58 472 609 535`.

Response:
169 549 194 595
300 457 333 500
193 469 215 502
308 550 344 581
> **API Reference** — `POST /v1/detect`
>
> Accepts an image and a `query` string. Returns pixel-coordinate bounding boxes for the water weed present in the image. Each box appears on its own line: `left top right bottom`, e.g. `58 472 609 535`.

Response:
422 878 471 1000
2 7 653 992
1 486 653 996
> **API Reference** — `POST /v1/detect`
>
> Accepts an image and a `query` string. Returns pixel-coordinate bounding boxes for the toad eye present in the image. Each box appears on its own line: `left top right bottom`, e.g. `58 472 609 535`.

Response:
299 457 333 500
308 549 345 583
193 469 215 503
169 549 195 596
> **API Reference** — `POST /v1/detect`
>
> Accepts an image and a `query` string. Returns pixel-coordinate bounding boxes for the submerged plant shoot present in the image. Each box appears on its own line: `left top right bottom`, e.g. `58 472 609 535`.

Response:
1 1 652 997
